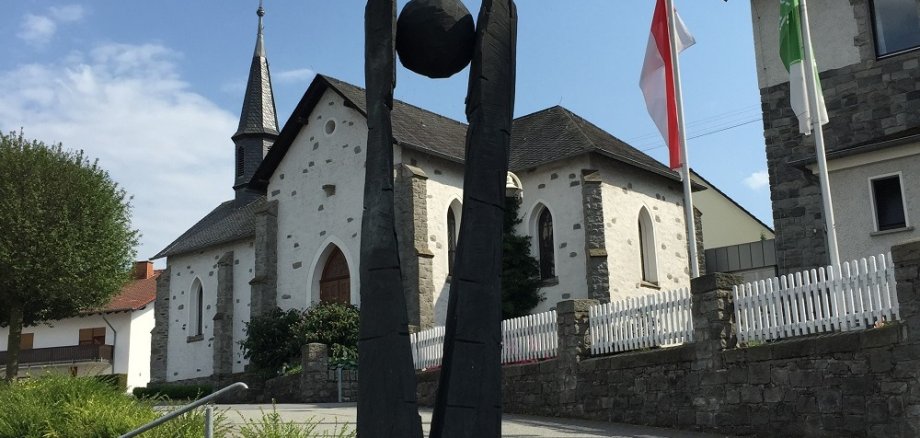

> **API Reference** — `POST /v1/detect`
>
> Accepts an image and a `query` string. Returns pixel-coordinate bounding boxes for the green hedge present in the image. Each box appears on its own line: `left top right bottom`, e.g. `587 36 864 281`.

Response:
132 383 214 400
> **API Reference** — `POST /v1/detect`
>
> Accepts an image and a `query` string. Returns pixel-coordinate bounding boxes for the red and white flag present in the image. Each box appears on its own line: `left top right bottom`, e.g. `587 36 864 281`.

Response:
639 0 696 170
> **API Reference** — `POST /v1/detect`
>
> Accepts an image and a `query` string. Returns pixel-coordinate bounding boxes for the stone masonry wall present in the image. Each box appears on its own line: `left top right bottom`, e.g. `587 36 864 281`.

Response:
250 200 278 318
580 169 610 302
150 266 170 383
395 163 436 331
760 0 920 274
212 251 235 377
417 240 920 436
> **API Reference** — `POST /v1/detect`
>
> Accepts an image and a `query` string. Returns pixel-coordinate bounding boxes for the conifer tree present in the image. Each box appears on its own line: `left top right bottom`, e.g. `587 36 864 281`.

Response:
501 196 543 319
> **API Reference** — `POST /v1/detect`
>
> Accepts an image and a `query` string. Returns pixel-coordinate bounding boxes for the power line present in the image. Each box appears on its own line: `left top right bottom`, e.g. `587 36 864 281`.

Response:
639 118 762 152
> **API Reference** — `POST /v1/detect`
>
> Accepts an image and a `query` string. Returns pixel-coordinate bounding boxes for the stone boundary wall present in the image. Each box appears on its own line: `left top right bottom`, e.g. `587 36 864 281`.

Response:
417 240 920 437
162 343 356 404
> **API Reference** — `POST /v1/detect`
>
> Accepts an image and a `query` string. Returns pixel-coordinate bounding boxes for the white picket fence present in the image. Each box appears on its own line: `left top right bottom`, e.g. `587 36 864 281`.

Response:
410 325 445 370
589 288 694 355
501 311 558 364
410 310 558 370
734 253 899 344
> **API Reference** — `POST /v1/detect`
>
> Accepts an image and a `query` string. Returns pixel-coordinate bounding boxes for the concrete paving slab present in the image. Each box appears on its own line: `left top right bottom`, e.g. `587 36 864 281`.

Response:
217 403 735 437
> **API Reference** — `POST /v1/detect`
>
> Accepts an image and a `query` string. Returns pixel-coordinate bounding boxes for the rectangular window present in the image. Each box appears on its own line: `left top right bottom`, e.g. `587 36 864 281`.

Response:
871 175 908 231
20 333 34 350
78 327 107 345
871 0 920 56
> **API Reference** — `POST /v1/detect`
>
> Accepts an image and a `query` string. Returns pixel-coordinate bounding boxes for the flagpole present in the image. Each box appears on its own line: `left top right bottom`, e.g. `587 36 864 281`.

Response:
665 0 700 278
799 0 841 268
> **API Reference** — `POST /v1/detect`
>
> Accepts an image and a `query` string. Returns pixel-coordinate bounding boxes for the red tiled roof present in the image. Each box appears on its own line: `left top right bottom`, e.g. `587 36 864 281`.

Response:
83 270 162 315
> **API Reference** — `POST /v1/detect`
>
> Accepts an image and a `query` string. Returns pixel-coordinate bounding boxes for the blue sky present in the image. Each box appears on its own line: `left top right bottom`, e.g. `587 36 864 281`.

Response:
0 1 771 262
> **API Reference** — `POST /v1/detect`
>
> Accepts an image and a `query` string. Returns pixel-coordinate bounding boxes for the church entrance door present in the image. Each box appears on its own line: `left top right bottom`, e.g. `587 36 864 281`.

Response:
320 247 350 304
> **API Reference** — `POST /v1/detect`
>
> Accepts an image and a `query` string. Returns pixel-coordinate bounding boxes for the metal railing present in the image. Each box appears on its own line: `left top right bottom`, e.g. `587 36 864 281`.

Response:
119 382 247 438
0 344 113 365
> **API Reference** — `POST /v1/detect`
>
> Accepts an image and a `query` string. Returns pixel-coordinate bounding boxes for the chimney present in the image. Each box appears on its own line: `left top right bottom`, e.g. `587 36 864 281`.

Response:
133 261 154 280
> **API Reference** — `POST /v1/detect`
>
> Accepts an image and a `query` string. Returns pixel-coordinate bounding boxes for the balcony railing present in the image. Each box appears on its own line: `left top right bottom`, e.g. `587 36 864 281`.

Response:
0 344 113 366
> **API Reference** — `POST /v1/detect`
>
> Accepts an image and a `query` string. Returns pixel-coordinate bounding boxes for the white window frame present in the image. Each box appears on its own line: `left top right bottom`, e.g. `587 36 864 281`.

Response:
868 171 910 232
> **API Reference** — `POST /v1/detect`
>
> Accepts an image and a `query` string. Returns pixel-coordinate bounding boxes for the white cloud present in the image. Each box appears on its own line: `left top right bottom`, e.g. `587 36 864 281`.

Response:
0 43 239 262
18 14 57 45
17 5 86 45
275 68 316 84
49 5 85 23
744 170 770 190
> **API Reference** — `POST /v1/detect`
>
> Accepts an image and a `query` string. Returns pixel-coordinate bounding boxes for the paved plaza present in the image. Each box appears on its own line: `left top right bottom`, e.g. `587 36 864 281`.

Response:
219 403 733 437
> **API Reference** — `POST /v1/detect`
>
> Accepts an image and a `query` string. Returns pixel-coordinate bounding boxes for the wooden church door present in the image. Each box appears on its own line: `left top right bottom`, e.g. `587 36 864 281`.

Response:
320 247 351 304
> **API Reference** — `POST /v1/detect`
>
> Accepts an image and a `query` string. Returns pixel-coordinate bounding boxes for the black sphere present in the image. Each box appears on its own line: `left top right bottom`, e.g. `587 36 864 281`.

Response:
396 0 475 79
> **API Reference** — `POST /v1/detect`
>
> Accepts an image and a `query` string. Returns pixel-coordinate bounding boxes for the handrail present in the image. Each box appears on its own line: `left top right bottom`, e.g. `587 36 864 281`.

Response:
119 382 248 438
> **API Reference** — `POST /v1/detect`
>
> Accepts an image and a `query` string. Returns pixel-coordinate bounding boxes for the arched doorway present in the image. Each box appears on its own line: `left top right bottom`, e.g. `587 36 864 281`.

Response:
320 247 351 304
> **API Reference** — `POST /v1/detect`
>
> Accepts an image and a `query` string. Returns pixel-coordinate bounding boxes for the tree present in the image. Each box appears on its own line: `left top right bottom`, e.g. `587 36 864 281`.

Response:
501 195 543 319
0 132 138 380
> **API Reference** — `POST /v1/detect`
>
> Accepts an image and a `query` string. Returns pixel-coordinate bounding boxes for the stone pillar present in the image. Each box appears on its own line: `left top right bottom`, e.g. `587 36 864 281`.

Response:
150 266 171 383
300 343 333 402
556 299 597 414
694 207 706 276
580 170 610 302
395 163 435 331
690 273 742 370
891 240 920 436
250 200 278 318
212 251 235 378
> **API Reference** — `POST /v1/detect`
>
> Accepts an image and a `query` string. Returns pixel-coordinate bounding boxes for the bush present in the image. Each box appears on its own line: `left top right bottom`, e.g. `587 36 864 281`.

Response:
133 383 214 400
240 307 304 375
293 302 359 368
242 304 360 375
0 375 225 438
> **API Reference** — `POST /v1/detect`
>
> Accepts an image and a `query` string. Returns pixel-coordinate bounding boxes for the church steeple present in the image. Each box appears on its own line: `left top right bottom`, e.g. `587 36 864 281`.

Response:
233 0 279 201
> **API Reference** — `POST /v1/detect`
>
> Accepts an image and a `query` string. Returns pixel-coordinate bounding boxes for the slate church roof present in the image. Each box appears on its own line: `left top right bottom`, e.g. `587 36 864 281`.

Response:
153 197 265 259
157 75 688 259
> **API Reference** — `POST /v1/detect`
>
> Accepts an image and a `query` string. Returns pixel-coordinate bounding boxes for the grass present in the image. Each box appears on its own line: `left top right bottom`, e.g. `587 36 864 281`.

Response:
237 404 356 438
0 374 355 438
0 374 222 438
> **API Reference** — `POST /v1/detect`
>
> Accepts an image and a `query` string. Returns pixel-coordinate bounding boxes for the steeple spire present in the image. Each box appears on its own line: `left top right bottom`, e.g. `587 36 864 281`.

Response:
233 0 279 201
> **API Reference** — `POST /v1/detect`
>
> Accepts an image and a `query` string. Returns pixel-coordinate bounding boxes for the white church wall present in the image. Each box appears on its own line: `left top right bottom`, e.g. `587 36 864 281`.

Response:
517 156 591 313
596 160 692 300
165 240 253 381
400 150 465 325
270 89 366 311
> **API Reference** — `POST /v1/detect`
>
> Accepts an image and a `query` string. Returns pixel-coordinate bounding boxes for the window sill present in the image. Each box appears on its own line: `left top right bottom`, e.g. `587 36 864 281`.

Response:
639 281 660 290
540 277 559 287
871 226 914 237
186 334 204 343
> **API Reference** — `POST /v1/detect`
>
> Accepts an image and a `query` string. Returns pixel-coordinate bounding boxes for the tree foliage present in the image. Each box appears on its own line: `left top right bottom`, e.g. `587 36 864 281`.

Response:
501 196 543 319
0 131 138 379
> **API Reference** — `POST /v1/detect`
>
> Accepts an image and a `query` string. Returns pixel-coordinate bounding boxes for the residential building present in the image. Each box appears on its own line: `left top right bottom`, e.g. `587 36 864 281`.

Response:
751 0 920 272
0 261 159 390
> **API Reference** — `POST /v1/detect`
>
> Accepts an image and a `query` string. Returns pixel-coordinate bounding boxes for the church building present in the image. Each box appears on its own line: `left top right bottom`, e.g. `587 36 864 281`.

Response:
149 6 756 384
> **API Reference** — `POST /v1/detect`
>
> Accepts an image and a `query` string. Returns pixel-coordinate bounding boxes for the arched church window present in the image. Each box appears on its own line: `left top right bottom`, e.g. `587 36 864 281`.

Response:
189 281 204 336
447 209 457 274
538 208 555 279
320 247 351 305
638 207 658 284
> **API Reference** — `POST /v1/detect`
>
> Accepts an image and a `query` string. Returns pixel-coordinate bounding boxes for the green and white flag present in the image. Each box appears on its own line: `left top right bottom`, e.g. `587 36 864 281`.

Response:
780 0 828 135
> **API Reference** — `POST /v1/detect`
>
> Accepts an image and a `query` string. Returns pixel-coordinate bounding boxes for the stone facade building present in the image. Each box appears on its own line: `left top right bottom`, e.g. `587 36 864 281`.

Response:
751 0 920 273
149 6 768 384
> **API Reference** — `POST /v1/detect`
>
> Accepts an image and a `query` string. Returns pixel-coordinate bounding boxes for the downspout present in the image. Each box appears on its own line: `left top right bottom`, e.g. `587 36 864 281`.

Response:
101 313 117 374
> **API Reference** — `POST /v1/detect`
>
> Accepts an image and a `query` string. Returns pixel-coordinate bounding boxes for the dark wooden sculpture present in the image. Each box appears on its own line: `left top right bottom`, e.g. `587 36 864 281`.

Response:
357 1 424 437
360 0 516 435
429 1 518 436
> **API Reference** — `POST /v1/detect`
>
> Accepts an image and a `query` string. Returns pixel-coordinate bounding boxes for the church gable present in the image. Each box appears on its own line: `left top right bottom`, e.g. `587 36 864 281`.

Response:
269 88 367 311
